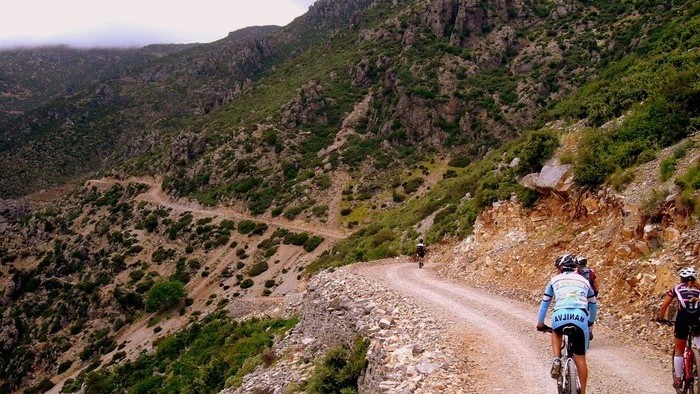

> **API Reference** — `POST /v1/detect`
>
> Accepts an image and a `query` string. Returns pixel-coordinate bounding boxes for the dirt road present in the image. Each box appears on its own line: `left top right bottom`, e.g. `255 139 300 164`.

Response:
355 261 671 394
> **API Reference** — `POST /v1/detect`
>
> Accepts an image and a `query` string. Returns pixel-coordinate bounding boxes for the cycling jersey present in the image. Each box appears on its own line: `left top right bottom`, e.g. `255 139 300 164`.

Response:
668 283 700 312
537 272 598 352
416 243 425 258
667 283 700 340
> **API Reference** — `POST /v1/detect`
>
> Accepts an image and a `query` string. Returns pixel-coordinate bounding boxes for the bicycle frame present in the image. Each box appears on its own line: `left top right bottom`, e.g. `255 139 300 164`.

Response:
680 326 699 394
661 320 699 394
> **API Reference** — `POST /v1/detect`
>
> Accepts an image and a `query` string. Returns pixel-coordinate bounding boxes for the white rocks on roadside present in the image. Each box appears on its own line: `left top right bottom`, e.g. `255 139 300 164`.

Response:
221 267 458 394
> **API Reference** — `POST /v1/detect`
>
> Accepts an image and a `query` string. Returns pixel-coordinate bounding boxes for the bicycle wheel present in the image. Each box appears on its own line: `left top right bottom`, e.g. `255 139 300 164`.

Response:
683 365 696 394
565 358 579 394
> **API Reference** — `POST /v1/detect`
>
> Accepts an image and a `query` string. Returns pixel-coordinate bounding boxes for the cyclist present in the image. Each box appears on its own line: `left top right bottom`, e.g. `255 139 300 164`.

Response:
577 256 598 340
537 253 598 394
416 238 426 268
656 267 700 389
576 256 598 296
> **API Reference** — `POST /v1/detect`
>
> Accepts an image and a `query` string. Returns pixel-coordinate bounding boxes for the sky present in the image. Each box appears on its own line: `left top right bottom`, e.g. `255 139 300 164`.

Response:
0 0 316 49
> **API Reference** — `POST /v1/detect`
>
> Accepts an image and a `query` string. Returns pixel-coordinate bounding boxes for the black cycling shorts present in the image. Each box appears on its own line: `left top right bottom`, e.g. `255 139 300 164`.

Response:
554 324 586 356
675 310 700 340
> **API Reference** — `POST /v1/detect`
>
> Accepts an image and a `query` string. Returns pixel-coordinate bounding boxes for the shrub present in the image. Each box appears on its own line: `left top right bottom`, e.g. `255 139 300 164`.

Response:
573 132 614 188
283 232 309 246
402 178 424 194
25 378 55 394
264 279 276 288
518 129 559 174
660 156 678 181
304 236 325 252
247 262 269 277
145 280 187 313
237 220 257 234
306 337 369 394
58 360 73 374
240 279 254 289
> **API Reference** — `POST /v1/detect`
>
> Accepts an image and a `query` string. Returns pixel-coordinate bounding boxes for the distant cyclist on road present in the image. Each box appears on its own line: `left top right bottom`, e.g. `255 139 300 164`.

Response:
536 253 598 394
656 267 700 389
416 238 426 268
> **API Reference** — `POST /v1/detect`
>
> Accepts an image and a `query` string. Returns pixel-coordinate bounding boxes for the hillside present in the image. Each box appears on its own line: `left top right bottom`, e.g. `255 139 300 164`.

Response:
0 0 699 393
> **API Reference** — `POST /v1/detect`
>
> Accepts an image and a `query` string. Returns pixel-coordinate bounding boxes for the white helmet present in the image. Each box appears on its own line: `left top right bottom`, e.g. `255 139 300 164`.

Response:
679 267 697 279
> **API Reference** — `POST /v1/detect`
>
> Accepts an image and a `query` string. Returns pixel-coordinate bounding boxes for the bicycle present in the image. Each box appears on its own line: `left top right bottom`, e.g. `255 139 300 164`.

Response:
417 254 424 268
538 324 581 394
658 319 699 394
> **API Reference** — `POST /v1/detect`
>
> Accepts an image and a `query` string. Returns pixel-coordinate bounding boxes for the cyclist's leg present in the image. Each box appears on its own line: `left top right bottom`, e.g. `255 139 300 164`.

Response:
568 325 588 394
674 311 692 382
573 354 587 394
551 331 563 358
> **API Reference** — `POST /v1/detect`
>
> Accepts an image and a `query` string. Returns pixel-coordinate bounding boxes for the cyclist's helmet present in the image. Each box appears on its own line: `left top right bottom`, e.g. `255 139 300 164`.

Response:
679 267 697 281
555 253 577 271
576 256 588 267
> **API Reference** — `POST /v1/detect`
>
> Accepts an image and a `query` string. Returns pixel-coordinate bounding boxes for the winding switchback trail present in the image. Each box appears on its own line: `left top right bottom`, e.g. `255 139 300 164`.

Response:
87 177 349 240
354 261 671 393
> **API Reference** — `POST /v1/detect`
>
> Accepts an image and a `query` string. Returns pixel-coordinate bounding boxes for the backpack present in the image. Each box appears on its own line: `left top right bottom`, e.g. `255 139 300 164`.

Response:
580 267 597 290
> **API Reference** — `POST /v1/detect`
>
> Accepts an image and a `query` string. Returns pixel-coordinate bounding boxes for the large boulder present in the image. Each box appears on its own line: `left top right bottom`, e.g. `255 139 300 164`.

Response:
520 163 573 194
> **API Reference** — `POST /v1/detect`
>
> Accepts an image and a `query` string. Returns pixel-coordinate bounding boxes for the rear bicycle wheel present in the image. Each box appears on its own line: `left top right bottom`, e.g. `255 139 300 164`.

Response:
683 363 696 394
565 358 579 394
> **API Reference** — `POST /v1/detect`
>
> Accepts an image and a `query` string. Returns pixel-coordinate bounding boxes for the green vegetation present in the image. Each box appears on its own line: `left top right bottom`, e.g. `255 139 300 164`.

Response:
145 280 187 313
306 337 369 394
61 313 297 394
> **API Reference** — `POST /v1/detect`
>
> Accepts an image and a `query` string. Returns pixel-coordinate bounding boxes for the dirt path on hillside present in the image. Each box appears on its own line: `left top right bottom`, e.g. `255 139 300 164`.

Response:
87 177 349 240
354 261 671 394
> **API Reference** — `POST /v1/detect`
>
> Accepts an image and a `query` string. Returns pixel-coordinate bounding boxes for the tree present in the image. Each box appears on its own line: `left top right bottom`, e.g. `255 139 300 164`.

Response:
145 280 186 312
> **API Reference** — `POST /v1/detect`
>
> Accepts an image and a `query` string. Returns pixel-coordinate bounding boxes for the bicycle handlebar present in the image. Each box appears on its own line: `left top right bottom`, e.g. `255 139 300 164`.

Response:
656 318 675 326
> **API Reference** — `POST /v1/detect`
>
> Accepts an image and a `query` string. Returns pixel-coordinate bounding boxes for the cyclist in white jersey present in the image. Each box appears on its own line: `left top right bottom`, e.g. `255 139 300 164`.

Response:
537 253 598 394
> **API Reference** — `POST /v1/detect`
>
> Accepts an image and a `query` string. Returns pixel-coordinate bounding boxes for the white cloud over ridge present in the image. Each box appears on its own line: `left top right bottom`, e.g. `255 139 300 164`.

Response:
1 0 316 48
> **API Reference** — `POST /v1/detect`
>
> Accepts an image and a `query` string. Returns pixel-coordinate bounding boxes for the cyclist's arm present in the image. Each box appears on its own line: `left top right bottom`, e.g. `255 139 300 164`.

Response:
657 293 674 320
587 287 598 324
537 283 554 324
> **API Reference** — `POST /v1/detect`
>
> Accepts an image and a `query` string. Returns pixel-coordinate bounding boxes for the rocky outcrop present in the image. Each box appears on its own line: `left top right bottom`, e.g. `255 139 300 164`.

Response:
169 132 207 167
437 185 699 352
0 198 31 228
520 161 574 195
280 81 328 129
224 265 464 393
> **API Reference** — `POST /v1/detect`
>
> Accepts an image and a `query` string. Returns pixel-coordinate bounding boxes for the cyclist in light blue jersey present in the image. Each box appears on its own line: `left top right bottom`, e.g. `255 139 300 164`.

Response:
537 253 598 394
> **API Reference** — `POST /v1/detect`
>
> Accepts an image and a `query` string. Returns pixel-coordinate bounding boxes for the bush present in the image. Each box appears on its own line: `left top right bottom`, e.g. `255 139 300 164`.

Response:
247 262 269 277
573 132 615 188
264 279 276 288
58 360 73 374
145 280 187 313
306 337 369 394
240 279 254 289
518 129 559 174
237 220 257 234
402 177 424 194
660 156 678 181
304 236 325 252
283 232 309 246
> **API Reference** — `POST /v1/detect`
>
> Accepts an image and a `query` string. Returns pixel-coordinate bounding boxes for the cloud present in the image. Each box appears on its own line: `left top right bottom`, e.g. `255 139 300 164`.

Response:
0 0 313 48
